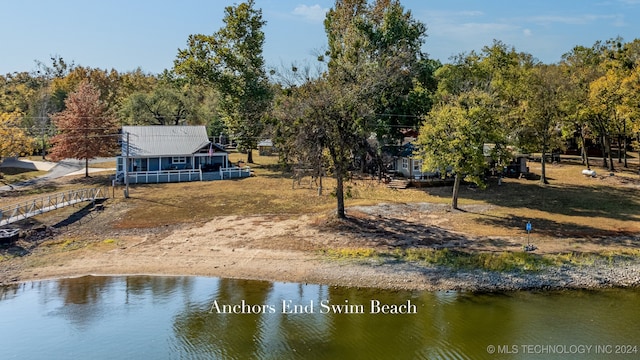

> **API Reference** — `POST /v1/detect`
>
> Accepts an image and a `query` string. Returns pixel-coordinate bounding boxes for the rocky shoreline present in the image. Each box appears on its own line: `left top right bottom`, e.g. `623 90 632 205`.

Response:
303 257 640 292
3 249 640 293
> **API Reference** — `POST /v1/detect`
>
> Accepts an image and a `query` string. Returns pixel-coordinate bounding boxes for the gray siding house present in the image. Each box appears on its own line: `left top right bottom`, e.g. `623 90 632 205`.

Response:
116 126 250 184
392 143 437 179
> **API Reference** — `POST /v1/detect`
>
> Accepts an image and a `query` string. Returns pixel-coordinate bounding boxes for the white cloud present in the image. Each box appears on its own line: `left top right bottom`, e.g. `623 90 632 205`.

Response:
292 4 329 23
454 10 484 17
523 28 532 36
527 14 618 26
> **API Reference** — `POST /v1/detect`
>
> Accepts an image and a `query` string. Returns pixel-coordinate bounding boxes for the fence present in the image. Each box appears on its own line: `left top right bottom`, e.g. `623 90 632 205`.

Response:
124 169 203 184
219 166 251 179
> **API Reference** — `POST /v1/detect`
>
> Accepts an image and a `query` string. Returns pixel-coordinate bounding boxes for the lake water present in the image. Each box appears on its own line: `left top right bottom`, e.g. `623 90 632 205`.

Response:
1 276 639 359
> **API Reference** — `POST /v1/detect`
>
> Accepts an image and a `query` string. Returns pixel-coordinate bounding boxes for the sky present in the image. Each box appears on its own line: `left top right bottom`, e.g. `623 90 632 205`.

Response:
2 0 640 75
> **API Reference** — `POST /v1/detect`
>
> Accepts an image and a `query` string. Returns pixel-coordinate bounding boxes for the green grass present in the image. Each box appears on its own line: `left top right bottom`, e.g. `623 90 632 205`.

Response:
321 247 640 273
546 249 640 267
323 248 379 259
394 248 554 272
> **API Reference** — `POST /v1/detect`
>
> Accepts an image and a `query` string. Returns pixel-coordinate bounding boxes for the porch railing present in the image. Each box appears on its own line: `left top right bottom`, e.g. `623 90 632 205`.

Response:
219 166 251 179
125 169 203 184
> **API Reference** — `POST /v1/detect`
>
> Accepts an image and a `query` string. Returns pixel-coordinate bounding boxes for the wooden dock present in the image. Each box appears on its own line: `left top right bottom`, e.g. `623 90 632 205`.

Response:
0 187 108 227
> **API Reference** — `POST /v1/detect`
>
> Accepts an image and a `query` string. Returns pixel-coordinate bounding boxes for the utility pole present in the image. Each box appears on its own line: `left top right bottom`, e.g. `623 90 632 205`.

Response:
124 132 130 198
38 90 50 160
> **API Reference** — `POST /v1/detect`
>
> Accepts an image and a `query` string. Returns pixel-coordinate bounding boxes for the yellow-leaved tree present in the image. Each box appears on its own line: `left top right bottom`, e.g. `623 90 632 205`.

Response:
0 112 36 176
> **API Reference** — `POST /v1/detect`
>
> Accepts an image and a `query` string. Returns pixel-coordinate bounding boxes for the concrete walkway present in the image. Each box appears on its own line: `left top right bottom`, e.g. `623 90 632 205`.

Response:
0 157 115 192
0 158 57 171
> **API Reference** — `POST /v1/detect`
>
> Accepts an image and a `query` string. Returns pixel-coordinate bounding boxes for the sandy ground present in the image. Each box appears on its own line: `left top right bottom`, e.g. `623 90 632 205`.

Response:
2 199 640 291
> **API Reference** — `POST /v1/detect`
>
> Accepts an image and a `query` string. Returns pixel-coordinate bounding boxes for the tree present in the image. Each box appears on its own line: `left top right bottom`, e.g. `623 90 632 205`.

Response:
589 67 625 171
417 90 504 209
560 45 604 169
174 0 272 163
309 0 435 218
0 112 35 174
620 59 640 166
416 42 530 209
358 0 437 142
515 64 566 184
49 80 119 177
120 82 189 126
273 80 332 196
119 76 224 135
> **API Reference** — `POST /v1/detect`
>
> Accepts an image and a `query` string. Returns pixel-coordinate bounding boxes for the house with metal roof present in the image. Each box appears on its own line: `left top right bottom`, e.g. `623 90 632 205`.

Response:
116 126 250 184
257 139 275 156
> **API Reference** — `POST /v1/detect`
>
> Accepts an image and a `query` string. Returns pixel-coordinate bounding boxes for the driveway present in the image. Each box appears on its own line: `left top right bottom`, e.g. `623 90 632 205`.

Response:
0 157 115 192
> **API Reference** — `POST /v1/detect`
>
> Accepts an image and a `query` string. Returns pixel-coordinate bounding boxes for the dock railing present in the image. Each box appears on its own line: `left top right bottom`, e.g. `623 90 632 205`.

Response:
0 187 108 227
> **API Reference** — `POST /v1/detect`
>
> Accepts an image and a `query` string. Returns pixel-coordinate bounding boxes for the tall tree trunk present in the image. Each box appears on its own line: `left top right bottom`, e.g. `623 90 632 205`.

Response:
247 148 254 164
606 136 615 171
329 144 347 219
580 130 590 169
540 150 549 185
617 135 622 163
318 173 323 196
623 136 628 168
451 173 461 210
41 137 47 160
600 135 607 167
85 158 89 178
335 170 346 218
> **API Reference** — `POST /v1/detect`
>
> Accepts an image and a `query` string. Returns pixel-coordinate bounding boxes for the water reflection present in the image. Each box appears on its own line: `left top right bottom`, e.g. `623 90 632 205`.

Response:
173 278 274 359
0 276 639 360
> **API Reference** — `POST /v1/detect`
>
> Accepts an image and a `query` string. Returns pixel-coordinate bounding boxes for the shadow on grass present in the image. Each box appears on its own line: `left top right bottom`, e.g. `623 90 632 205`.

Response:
475 213 634 239
0 184 61 200
420 176 640 223
251 163 297 179
0 167 39 175
66 174 113 186
318 213 519 252
53 199 107 229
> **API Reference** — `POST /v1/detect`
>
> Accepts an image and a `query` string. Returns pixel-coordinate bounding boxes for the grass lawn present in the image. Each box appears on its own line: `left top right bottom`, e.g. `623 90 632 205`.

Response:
112 152 640 239
3 150 639 241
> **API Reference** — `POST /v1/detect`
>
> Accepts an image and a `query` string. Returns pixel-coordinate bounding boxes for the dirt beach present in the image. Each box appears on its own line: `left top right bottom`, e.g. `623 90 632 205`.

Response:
2 199 639 291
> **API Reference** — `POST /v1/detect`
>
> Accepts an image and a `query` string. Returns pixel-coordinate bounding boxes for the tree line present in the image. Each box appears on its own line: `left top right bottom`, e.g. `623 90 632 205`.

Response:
1 0 640 215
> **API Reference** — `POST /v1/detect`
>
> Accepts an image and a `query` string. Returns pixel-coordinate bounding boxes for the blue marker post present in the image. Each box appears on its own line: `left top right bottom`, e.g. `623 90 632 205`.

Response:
525 221 532 250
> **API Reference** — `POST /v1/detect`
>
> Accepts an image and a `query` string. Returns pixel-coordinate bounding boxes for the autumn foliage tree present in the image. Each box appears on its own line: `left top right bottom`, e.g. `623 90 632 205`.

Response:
0 111 35 177
49 80 119 177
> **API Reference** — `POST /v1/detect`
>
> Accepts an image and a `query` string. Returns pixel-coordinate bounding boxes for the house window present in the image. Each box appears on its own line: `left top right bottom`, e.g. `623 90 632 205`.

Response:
402 158 409 169
134 158 148 171
172 157 187 164
413 160 422 173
